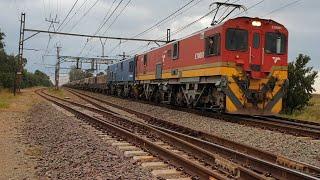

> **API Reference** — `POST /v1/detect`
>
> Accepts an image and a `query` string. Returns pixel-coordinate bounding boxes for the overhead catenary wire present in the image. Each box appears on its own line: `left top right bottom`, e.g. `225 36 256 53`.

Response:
108 0 205 55
78 0 123 56
68 0 100 32
56 0 80 31
132 0 196 39
262 0 301 17
83 0 132 57
93 0 122 36
101 0 131 35
230 0 265 18
60 0 90 31
42 0 80 61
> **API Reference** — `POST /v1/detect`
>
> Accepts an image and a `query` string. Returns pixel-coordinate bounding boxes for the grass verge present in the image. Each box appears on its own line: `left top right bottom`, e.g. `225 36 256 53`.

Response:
0 87 42 112
282 94 320 123
47 87 65 98
0 89 15 109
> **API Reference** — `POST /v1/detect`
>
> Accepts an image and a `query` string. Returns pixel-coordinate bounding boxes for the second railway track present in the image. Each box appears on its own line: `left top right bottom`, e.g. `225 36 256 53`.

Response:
67 88 320 139
40 88 320 179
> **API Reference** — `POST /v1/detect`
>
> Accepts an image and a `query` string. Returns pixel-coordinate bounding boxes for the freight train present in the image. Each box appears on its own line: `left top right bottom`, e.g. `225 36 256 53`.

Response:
67 17 288 115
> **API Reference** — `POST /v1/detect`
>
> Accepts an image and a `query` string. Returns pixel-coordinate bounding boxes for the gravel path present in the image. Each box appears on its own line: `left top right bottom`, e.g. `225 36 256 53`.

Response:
22 102 154 179
79 90 320 167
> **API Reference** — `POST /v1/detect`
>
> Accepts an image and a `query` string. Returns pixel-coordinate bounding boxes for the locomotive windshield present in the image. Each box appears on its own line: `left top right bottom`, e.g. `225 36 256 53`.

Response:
265 32 286 54
226 28 248 51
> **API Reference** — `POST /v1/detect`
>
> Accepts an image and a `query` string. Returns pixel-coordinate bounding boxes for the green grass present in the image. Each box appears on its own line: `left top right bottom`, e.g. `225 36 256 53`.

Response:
0 89 14 109
47 87 65 98
0 101 9 108
282 94 320 123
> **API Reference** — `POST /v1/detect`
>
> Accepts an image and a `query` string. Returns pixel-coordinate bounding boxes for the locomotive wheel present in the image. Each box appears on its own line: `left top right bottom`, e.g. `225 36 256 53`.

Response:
132 86 140 99
212 90 226 112
175 92 184 106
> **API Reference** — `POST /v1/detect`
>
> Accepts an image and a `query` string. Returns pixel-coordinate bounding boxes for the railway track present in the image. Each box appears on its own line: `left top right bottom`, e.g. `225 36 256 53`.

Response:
42 88 320 179
37 89 267 179
68 88 320 139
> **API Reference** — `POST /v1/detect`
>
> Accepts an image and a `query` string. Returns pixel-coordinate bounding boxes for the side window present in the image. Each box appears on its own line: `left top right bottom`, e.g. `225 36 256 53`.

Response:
129 61 134 72
253 33 260 49
205 34 220 56
172 42 179 60
143 54 147 66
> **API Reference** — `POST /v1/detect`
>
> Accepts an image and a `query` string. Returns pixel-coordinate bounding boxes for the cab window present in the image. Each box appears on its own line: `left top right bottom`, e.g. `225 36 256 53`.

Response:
143 54 147 66
265 32 286 54
205 34 220 56
172 42 179 60
226 28 248 51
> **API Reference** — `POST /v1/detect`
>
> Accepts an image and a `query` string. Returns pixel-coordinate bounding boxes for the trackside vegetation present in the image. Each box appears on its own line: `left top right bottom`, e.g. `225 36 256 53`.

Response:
283 54 318 114
0 29 52 90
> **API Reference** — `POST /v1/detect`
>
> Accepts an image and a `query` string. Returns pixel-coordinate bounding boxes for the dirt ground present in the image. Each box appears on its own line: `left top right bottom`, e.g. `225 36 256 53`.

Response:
0 88 42 179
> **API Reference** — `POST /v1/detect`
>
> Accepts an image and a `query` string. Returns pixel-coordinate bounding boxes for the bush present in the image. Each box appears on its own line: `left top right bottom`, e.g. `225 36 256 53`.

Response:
283 54 318 114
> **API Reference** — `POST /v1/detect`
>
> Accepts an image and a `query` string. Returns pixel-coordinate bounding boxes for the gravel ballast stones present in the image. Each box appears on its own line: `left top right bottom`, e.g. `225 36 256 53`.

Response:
23 102 154 179
78 90 320 167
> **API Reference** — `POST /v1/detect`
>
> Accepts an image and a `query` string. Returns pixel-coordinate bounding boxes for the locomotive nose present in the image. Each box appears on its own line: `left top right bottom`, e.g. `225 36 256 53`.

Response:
249 64 263 79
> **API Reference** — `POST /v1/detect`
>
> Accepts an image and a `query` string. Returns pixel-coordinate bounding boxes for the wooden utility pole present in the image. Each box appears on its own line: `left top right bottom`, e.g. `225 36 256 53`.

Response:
55 46 61 90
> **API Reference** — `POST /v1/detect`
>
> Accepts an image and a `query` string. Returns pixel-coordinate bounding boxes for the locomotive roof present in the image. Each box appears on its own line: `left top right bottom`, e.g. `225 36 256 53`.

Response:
129 16 286 58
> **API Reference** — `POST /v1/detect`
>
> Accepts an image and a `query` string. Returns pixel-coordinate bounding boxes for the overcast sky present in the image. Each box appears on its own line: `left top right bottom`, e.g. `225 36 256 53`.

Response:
0 0 319 92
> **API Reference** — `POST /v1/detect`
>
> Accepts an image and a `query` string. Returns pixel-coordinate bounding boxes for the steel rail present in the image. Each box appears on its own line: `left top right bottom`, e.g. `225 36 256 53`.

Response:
67 88 320 139
222 113 320 139
66 88 320 178
60 88 320 179
253 115 320 131
36 90 230 179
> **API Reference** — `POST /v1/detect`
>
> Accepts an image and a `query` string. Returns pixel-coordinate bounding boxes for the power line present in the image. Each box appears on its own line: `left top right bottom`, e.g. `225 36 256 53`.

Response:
57 0 80 31
79 0 124 56
132 0 196 39
83 0 132 57
263 0 301 17
231 0 265 18
169 0 233 37
68 0 100 32
60 0 90 31
102 0 131 35
93 0 119 36
108 0 205 55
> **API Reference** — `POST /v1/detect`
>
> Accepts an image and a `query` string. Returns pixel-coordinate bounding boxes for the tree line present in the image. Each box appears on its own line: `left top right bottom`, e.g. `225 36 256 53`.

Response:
0 29 52 89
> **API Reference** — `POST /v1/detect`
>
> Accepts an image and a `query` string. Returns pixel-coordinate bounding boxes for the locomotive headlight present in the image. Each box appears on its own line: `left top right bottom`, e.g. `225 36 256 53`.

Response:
252 21 261 27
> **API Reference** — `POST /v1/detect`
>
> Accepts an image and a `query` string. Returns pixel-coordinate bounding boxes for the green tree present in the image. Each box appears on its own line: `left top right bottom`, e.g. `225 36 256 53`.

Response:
69 66 93 82
284 54 318 114
0 29 4 49
0 29 52 89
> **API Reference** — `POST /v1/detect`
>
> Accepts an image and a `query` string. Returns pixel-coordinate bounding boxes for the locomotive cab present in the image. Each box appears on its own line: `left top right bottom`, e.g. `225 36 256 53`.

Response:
221 17 288 114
